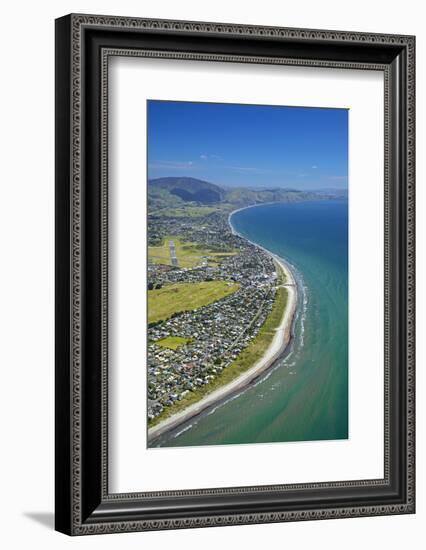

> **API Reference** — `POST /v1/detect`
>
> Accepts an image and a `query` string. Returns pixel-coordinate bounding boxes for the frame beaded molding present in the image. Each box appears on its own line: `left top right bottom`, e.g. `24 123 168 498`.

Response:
69 14 415 534
100 48 390 502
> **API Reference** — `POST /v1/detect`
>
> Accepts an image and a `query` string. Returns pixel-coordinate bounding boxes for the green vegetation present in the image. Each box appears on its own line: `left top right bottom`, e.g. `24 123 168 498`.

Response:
150 206 222 218
148 236 237 268
148 280 240 324
148 176 324 213
148 186 185 210
155 336 192 350
149 177 225 205
148 285 288 427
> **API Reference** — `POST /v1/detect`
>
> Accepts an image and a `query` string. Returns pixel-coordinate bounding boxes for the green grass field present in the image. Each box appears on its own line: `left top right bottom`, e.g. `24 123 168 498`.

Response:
148 236 237 269
148 284 288 427
150 206 222 218
148 280 240 324
155 336 192 350
275 260 287 285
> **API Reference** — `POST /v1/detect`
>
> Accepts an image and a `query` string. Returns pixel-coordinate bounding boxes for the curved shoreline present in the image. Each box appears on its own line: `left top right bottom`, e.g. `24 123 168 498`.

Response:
147 206 298 444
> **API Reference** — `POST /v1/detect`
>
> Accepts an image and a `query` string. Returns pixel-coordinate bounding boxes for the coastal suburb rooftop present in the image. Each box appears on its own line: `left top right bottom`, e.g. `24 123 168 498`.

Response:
147 211 280 426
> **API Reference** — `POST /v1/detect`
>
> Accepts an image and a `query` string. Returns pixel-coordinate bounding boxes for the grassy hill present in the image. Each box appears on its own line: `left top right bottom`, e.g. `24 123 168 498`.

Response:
149 177 225 207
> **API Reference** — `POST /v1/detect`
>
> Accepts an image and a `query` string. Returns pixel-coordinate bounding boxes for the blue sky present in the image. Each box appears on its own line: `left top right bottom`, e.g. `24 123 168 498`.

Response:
147 100 348 190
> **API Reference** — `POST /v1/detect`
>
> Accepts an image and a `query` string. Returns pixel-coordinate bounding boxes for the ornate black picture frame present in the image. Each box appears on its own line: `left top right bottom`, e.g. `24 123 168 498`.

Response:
55 14 415 535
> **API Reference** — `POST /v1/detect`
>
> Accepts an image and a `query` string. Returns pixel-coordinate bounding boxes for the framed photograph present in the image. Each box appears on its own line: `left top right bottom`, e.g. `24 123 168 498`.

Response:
55 14 415 535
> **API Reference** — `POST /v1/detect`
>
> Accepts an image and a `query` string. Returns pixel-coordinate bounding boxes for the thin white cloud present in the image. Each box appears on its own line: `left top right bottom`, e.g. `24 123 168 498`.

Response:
149 160 194 170
226 165 270 174
200 154 223 161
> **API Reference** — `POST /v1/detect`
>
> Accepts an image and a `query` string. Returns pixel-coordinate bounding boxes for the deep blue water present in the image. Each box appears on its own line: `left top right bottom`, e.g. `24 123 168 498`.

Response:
154 200 348 447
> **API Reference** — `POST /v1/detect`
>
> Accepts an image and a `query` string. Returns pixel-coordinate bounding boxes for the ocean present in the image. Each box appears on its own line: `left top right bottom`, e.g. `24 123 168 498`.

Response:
152 199 348 447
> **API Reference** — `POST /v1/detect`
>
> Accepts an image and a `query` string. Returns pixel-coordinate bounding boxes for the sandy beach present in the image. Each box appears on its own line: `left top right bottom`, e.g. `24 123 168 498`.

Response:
147 209 298 444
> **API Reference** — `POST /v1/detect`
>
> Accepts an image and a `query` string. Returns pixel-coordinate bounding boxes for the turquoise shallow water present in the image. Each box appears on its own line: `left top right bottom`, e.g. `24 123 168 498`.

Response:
153 200 348 447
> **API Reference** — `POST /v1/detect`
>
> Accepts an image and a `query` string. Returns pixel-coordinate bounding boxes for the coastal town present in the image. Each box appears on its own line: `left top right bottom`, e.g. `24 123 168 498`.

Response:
144 97 348 448
147 211 282 423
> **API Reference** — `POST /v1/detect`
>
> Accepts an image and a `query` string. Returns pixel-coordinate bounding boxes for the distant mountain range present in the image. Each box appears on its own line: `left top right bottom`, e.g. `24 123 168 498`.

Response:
148 177 326 210
311 188 348 198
